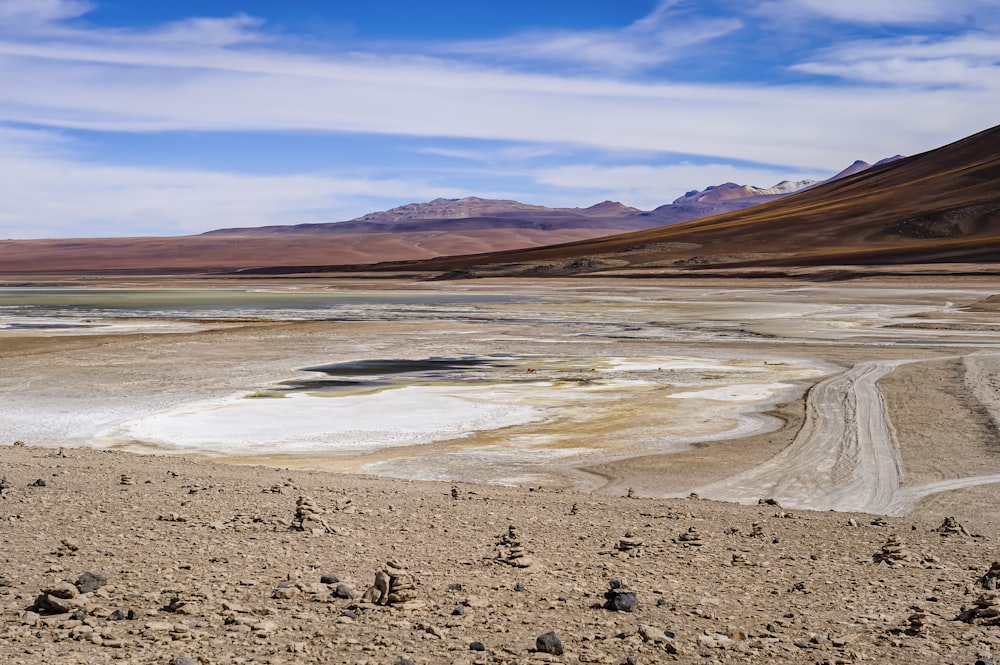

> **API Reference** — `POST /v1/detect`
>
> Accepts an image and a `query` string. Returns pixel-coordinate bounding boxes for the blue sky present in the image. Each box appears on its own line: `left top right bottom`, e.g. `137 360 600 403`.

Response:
1 0 998 238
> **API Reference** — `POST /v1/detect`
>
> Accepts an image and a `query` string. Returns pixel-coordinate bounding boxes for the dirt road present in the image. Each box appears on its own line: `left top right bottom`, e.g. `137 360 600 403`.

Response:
699 359 1000 514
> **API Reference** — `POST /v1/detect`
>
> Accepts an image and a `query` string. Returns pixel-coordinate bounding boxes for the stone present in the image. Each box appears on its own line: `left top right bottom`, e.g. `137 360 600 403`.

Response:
290 496 339 535
497 525 534 568
75 572 107 594
43 581 78 599
874 534 912 566
320 573 340 584
677 526 704 547
362 561 417 605
535 630 564 656
639 624 668 644
332 583 356 600
616 531 644 557
979 562 1000 590
470 641 486 651
731 552 753 566
272 583 300 600
171 659 198 665
935 516 970 537
603 580 638 612
905 605 928 636
958 591 1000 626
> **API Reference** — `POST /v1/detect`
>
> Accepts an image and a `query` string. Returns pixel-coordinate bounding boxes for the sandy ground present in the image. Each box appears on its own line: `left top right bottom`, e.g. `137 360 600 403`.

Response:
3 276 1000 662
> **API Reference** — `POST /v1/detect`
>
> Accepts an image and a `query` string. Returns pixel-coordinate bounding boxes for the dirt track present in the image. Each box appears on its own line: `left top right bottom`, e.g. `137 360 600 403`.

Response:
700 358 1000 515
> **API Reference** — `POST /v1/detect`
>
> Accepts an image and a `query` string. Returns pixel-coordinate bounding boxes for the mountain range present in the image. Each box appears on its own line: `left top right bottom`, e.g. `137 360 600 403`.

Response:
310 126 995 278
2 132 986 277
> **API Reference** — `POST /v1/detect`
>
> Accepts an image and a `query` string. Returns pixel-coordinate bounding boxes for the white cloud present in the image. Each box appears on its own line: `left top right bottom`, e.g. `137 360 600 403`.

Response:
759 0 996 25
441 1 742 71
0 30 994 170
0 131 465 238
0 0 91 26
793 33 1000 86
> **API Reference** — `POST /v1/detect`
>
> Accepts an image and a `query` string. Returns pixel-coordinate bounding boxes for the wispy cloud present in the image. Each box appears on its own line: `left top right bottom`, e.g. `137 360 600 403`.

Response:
793 33 1000 87
0 0 90 26
439 1 742 71
758 0 998 25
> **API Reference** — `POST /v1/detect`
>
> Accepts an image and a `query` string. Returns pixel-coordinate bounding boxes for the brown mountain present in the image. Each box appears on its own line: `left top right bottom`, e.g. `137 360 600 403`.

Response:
0 158 895 275
297 124 997 278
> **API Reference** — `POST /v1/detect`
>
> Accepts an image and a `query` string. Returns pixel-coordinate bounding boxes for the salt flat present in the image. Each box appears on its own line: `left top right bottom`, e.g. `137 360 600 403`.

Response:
3 276 1000 516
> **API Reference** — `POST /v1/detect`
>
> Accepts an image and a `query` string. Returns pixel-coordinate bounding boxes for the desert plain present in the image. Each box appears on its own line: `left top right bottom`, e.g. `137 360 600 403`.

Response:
3 274 1000 664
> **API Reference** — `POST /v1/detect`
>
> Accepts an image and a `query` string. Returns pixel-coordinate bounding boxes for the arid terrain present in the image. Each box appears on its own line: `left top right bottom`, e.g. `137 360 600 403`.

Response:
3 275 1000 664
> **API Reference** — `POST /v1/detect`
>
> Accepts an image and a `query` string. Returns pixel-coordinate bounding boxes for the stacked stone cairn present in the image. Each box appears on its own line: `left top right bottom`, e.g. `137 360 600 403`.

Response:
749 521 766 538
616 531 644 557
677 526 704 547
497 525 534 568
958 591 1000 626
731 552 753 567
361 560 417 606
290 496 334 535
905 605 928 636
979 562 1000 590
119 474 135 486
935 516 971 537
33 572 107 614
874 534 912 566
603 579 638 612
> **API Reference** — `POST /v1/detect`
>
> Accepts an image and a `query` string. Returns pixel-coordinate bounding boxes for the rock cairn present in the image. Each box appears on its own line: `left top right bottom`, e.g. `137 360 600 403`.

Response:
874 534 912 566
958 591 1000 626
935 516 970 537
731 552 753 567
361 561 417 606
0 476 10 497
569 502 578 516
979 562 1000 590
905 605 928 636
749 521 766 538
626 487 636 499
603 579 638 612
677 526 704 547
291 496 335 535
119 474 135 486
33 581 84 614
32 572 107 614
497 525 534 568
616 532 643 557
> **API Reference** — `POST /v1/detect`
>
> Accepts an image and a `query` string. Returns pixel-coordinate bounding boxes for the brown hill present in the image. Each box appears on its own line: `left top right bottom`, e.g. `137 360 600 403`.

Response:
296 124 998 278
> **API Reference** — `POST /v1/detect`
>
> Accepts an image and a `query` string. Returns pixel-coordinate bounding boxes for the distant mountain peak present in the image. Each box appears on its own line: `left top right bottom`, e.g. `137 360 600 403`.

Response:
582 200 640 215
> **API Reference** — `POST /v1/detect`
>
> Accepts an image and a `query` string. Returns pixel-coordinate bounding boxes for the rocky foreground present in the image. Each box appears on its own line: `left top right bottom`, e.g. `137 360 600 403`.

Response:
1 442 998 665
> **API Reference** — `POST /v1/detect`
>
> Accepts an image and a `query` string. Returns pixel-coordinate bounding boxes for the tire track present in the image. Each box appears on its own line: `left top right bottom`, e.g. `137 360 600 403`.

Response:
697 359 1000 514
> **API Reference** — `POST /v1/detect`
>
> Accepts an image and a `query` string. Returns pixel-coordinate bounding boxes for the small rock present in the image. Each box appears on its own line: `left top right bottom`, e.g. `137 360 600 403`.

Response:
332 584 355 600
320 574 340 585
470 641 486 651
535 630 564 656
76 572 107 594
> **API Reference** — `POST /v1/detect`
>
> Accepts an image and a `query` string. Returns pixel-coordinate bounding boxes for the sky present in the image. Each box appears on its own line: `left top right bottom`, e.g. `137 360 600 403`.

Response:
1 0 999 239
